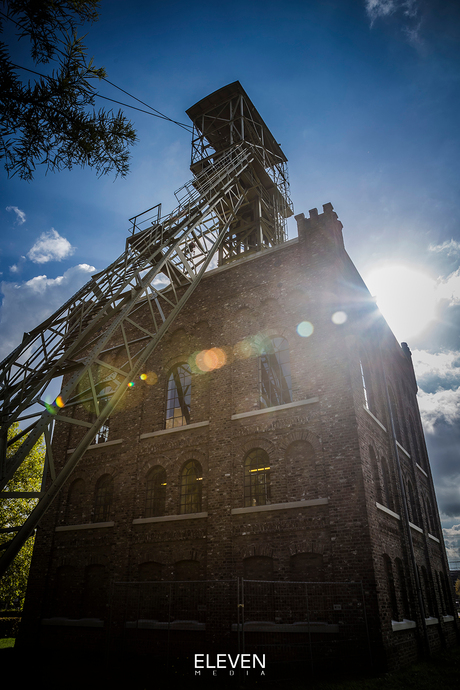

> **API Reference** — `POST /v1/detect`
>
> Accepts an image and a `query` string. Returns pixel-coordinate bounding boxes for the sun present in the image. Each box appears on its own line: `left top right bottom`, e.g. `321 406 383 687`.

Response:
364 264 437 342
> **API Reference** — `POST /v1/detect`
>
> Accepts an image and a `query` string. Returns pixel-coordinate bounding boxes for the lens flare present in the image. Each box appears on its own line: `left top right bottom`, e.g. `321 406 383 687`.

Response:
297 321 314 337
332 311 347 325
44 401 57 415
196 347 226 372
55 395 65 408
128 381 135 388
140 373 147 381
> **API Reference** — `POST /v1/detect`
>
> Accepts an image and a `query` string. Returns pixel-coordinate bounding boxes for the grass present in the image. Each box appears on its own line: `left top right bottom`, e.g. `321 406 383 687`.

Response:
0 638 14 649
286 645 460 690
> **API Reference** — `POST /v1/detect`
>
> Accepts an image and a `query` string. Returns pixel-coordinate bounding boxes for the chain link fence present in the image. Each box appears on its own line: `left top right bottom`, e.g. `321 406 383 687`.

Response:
106 579 372 673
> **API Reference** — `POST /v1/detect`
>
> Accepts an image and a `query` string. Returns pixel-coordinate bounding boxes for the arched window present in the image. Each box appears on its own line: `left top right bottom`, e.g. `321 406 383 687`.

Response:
83 564 107 618
174 559 201 581
139 561 163 581
166 363 191 429
259 337 292 409
395 558 411 619
290 552 324 582
243 555 274 580
145 466 167 517
381 457 395 512
369 446 382 504
93 474 113 522
383 554 398 621
388 384 401 442
244 449 271 507
407 479 419 526
66 478 85 524
180 460 202 514
420 565 435 617
52 565 78 618
94 419 109 444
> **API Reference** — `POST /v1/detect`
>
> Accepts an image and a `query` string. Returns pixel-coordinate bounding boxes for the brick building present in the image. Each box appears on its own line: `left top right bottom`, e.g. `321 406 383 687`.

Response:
17 201 456 673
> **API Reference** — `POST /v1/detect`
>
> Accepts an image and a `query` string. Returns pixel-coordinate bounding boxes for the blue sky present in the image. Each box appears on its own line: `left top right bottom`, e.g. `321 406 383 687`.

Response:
1 0 460 561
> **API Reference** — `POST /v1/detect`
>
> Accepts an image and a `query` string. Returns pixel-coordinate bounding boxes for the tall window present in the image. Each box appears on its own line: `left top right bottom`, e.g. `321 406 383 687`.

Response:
145 466 167 517
359 352 375 412
93 474 113 522
66 478 85 524
259 337 292 409
383 554 398 621
180 460 202 514
244 449 271 507
166 363 191 428
94 419 109 444
388 384 401 442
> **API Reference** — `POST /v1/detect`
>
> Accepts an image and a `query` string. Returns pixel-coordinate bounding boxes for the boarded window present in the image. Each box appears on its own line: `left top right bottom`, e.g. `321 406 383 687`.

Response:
290 552 324 581
243 556 274 580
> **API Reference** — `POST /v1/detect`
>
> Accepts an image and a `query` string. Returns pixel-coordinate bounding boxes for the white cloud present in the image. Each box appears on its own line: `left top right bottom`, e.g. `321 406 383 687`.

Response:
428 239 460 256
9 264 19 273
365 0 418 21
442 522 460 563
417 387 460 434
412 349 460 433
6 205 26 225
436 269 460 305
27 228 75 264
0 264 96 360
412 349 460 382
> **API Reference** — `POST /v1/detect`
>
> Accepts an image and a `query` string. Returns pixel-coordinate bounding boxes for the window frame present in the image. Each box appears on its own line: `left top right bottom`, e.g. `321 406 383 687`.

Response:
145 465 167 517
165 362 192 429
244 448 271 507
259 336 293 409
179 460 203 514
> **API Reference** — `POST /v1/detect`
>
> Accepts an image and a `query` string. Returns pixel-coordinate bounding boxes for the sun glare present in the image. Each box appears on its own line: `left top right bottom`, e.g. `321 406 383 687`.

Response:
364 265 437 342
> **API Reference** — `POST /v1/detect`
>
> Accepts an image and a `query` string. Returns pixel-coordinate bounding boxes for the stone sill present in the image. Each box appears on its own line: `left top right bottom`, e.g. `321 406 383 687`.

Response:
426 617 439 626
231 498 328 515
396 441 411 458
67 439 122 454
409 521 423 534
42 618 104 627
363 406 387 432
231 397 319 420
391 619 416 632
376 502 400 520
428 533 440 543
55 521 114 532
416 463 428 477
140 420 209 439
231 621 339 634
443 615 454 623
133 512 208 525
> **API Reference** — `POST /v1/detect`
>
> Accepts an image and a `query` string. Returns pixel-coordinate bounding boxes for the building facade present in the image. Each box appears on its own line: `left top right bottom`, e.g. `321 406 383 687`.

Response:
18 203 457 672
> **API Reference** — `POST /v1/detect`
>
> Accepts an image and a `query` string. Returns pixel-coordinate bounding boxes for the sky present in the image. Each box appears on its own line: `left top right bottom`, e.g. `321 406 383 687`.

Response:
1 0 460 562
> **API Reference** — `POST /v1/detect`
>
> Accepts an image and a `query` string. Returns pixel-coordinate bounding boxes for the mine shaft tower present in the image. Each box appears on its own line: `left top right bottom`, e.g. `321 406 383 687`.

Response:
0 82 293 576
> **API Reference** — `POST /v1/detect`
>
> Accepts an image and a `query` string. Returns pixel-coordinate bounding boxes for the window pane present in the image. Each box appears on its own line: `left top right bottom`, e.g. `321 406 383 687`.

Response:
145 466 167 517
180 460 202 514
244 449 271 507
166 363 191 428
260 337 292 409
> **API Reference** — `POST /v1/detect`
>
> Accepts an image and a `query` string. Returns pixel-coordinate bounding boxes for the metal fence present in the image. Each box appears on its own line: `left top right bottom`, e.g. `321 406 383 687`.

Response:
106 579 372 673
